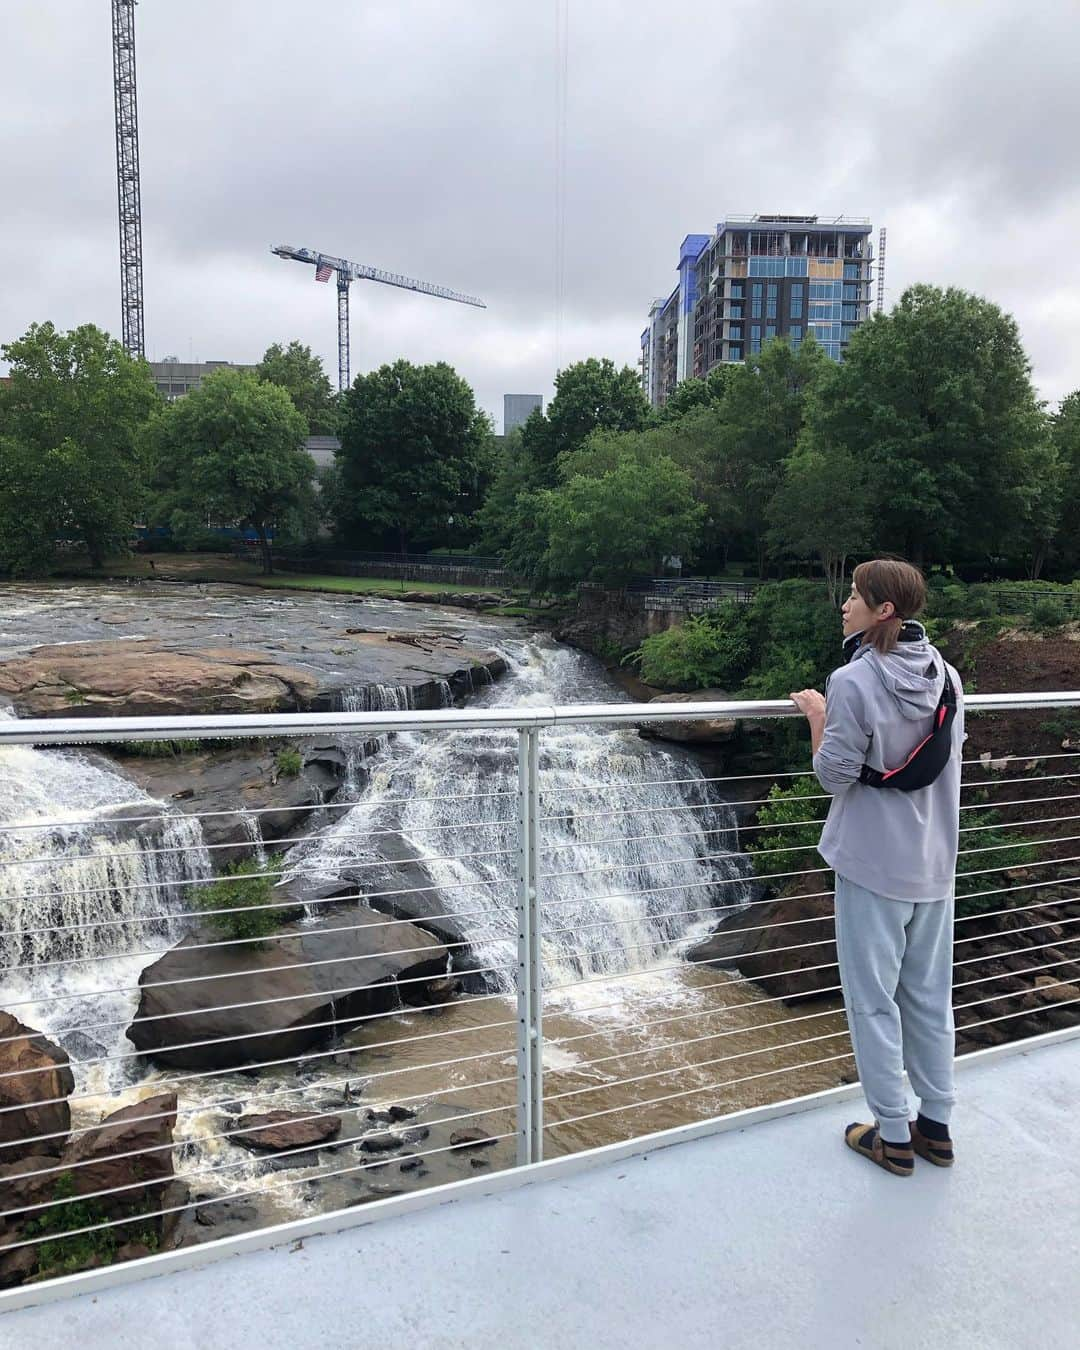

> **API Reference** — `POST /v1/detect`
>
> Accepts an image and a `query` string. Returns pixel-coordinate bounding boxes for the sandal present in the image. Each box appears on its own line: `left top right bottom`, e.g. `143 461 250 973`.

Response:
910 1121 954 1168
844 1122 914 1176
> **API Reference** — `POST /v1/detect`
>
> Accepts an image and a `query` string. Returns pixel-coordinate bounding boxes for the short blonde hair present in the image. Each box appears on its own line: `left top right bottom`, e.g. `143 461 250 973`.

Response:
852 558 928 654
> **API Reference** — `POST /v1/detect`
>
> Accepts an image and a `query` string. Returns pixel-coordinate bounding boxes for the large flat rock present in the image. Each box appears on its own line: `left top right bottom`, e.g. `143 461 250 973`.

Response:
127 906 450 1069
0 634 506 719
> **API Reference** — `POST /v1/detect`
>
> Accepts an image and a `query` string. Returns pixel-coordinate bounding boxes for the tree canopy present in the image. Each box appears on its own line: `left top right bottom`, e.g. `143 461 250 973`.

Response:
150 368 315 573
335 359 490 553
0 322 160 572
804 285 1048 567
256 341 338 435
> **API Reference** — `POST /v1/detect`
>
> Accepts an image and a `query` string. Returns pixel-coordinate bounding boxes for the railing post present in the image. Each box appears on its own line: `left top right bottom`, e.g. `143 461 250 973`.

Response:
515 726 544 1166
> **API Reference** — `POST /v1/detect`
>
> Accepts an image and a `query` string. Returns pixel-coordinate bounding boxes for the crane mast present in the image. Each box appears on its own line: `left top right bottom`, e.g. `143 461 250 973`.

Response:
112 0 145 358
272 244 485 391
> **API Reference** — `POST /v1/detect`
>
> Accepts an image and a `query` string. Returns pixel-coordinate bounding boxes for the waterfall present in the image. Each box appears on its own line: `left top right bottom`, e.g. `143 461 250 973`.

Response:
296 639 749 991
0 713 211 1087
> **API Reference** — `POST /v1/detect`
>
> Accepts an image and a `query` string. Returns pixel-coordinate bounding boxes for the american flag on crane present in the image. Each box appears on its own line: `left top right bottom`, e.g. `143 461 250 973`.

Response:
315 263 333 282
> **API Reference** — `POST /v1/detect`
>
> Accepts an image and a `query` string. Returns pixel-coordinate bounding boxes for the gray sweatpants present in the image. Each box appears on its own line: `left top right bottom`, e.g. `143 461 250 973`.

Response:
834 875 957 1144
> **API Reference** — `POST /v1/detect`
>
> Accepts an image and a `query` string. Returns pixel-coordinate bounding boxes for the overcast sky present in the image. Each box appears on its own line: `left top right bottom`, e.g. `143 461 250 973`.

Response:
2 0 1078 429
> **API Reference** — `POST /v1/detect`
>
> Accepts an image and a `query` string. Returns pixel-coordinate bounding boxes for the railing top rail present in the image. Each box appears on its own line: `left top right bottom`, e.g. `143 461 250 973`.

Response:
1 690 1078 745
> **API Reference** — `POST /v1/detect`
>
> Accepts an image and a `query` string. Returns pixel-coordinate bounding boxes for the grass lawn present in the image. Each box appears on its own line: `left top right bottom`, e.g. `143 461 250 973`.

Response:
51 553 511 598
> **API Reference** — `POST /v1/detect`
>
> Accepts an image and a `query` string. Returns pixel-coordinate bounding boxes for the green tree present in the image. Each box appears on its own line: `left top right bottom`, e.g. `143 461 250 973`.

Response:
150 368 315 573
521 357 650 485
540 455 704 585
256 341 338 435
715 335 831 576
0 322 159 572
336 359 488 553
1051 390 1080 574
805 285 1047 567
654 365 733 422
767 431 871 606
633 606 755 691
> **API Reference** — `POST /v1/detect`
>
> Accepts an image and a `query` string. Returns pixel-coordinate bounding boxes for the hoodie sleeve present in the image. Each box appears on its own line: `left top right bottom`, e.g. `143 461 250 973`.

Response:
813 670 872 795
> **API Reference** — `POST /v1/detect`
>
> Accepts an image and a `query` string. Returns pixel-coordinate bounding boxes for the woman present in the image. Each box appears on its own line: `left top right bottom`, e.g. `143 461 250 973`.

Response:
790 558 963 1176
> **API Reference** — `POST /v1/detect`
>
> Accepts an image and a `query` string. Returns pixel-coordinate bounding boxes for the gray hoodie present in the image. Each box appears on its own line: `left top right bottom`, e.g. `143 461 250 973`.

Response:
813 624 964 902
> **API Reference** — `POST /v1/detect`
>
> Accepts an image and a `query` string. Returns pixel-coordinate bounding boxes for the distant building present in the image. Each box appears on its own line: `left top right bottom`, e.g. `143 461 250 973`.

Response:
149 358 257 401
641 215 874 407
304 435 340 469
503 393 543 435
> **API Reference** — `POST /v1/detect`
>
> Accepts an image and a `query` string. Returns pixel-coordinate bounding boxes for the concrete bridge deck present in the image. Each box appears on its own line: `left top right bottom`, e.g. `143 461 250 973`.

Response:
3 1032 1078 1350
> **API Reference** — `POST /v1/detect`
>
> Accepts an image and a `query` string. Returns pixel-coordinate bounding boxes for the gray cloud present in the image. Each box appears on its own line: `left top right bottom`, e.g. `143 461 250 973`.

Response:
2 0 1078 426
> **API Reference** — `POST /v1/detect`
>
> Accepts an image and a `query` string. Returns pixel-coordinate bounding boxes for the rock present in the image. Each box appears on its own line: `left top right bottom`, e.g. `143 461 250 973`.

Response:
365 1105 416 1125
127 905 449 1070
449 1129 497 1150
688 892 838 1002
0 641 322 718
638 691 740 746
359 1130 402 1154
470 1156 491 1169
399 1155 422 1172
422 977 462 1005
400 1125 431 1145
1031 977 1080 1004
227 1110 341 1153
0 1013 75 1164
0 1093 184 1289
113 744 341 852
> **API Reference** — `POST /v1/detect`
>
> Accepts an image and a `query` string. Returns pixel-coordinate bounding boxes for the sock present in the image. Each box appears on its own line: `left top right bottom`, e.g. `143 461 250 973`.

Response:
916 1112 951 1142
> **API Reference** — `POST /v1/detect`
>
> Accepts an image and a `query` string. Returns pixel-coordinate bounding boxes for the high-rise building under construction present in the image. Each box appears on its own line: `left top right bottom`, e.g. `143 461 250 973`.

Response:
641 214 873 407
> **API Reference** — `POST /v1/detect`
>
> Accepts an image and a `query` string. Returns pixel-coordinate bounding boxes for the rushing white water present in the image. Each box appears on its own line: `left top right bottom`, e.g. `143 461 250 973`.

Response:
0 712 210 1090
294 638 749 991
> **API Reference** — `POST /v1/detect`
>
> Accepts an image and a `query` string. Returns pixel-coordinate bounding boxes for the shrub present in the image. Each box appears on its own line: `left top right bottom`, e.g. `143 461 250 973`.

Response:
954 806 1037 917
22 1172 159 1278
746 777 829 889
274 746 303 778
117 738 202 758
1031 598 1066 630
194 854 291 945
633 604 754 691
740 580 840 699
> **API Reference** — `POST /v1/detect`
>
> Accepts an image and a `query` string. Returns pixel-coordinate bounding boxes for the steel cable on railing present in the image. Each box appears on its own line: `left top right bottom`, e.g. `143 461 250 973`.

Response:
0 952 512 1019
0 1085 523 1225
7 1044 521 1158
0 973 515 1111
0 1123 520 1254
0 785 518 836
545 1049 855 1132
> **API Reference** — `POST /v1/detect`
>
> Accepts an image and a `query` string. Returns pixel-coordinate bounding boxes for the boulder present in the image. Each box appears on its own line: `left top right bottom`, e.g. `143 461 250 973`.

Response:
359 1130 403 1153
0 1013 74 1164
687 892 838 1002
127 905 450 1069
638 691 740 746
0 641 322 718
0 1093 183 1289
449 1128 497 1150
228 1110 341 1153
112 742 342 853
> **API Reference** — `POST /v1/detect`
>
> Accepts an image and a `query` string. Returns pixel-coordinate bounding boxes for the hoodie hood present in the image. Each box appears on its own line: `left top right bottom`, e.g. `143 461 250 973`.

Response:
846 621 944 720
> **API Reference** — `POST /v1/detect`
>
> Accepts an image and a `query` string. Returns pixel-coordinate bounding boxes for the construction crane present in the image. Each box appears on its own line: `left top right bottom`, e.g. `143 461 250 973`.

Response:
272 245 486 392
112 0 145 358
876 226 887 313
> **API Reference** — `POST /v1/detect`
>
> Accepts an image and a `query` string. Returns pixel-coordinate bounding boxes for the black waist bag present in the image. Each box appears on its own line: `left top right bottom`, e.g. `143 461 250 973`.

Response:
858 670 957 791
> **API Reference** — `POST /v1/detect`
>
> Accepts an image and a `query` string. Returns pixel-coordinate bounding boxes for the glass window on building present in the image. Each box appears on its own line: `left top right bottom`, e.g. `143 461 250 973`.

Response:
842 305 859 322
730 282 744 298
843 283 860 300
730 304 743 317
751 299 762 319
766 299 777 319
844 263 861 280
765 324 777 339
752 282 763 297
728 324 743 339
729 344 743 361
750 325 762 354
785 258 808 277
790 324 802 341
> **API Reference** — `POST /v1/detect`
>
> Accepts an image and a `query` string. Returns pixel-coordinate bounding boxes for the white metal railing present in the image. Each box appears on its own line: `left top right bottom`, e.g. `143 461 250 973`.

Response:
1 690 1078 1289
